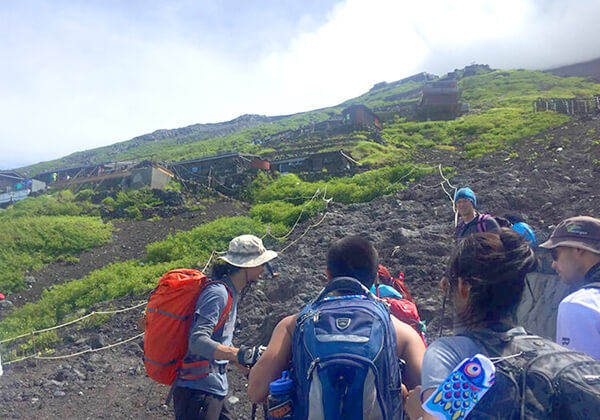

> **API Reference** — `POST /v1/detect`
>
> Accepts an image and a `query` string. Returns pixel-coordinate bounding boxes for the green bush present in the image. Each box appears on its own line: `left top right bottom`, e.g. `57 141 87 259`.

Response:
246 164 435 206
101 196 116 206
3 193 85 218
96 188 165 220
145 216 283 263
0 260 172 339
0 216 113 293
75 189 94 202
382 107 569 158
250 200 326 227
114 188 163 210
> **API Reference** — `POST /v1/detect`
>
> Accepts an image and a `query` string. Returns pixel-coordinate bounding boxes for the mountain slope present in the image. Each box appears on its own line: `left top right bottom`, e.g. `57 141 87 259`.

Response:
546 56 600 82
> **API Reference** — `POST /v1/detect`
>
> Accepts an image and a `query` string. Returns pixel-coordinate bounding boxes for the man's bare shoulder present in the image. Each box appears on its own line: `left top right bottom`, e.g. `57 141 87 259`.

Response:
391 316 421 342
278 313 299 335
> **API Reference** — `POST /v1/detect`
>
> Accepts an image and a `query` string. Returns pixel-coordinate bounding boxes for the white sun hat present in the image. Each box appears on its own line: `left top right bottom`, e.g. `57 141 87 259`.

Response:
218 234 278 268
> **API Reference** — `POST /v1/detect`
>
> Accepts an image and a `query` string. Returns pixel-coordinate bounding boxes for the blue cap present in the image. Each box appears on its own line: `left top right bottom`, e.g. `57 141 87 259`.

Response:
454 187 477 208
512 222 536 246
270 370 293 394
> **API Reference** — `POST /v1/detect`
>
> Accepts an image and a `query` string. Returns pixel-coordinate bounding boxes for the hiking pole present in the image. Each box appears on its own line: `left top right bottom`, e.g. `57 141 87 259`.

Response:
439 290 448 339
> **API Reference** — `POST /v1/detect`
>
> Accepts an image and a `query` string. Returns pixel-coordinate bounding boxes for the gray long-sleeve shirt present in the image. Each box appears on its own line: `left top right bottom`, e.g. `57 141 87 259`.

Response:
175 277 238 396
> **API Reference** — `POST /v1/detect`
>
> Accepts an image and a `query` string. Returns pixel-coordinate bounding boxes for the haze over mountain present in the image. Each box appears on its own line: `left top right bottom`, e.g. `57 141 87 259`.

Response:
2 0 600 170
546 56 600 83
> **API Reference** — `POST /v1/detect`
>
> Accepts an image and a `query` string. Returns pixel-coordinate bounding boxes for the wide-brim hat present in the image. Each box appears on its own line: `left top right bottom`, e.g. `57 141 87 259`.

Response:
218 234 278 268
540 216 600 254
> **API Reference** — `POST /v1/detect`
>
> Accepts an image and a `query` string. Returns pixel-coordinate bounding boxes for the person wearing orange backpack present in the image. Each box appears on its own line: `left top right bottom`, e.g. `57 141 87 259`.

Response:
372 265 428 346
173 234 277 420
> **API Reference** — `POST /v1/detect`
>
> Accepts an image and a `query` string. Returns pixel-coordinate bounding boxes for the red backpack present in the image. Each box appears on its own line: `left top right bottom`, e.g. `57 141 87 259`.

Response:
376 265 427 346
143 269 232 385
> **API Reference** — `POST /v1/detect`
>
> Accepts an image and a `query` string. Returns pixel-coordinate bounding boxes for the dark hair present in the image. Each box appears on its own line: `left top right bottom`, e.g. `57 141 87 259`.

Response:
446 228 538 328
327 236 379 288
211 260 241 279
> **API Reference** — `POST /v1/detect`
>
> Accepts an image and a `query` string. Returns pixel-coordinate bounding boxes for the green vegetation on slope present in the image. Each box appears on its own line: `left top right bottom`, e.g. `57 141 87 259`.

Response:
0 217 279 349
460 69 600 109
368 70 600 160
247 163 437 205
0 215 113 293
381 109 569 158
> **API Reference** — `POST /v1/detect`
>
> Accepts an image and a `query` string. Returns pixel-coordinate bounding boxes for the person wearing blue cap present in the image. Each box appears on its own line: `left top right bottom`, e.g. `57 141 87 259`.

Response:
454 187 500 239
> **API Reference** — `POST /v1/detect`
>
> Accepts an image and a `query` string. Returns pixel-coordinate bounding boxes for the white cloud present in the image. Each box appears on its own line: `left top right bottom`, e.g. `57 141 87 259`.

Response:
258 0 431 113
1 0 600 170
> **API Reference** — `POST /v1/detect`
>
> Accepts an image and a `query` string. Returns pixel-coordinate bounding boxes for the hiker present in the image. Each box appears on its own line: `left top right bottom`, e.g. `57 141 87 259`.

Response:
512 221 536 246
173 234 277 420
405 229 600 419
454 187 500 239
373 265 428 345
247 236 426 418
540 216 600 359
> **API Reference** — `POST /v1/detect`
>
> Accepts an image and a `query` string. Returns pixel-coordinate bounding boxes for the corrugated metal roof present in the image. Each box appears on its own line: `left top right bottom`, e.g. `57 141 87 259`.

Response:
169 152 258 166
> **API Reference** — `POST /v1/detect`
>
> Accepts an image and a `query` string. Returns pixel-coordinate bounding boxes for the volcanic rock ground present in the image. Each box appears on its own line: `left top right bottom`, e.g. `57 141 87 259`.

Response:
1 116 599 419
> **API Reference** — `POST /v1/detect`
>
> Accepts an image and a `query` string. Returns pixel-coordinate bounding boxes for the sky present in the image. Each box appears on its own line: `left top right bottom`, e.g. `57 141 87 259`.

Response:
1 0 600 170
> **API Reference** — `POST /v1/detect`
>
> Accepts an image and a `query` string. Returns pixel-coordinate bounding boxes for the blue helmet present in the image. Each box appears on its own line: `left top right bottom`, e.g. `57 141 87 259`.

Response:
454 187 477 208
512 222 536 246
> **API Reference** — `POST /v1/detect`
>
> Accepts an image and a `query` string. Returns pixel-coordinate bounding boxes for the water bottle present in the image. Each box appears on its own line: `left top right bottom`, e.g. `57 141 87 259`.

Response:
267 370 294 419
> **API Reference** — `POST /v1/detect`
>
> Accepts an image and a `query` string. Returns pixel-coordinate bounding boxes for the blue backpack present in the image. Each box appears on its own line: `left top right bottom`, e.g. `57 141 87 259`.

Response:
291 277 403 420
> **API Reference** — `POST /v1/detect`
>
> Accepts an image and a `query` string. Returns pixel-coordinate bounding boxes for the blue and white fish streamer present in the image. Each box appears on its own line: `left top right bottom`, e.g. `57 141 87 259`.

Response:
423 353 496 420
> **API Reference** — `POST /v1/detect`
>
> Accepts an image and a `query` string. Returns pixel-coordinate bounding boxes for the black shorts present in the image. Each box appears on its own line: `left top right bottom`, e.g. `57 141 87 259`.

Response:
173 387 233 420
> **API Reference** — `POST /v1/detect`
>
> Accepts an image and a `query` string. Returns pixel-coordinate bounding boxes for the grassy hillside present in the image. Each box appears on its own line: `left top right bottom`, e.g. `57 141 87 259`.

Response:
20 68 600 178
0 192 113 293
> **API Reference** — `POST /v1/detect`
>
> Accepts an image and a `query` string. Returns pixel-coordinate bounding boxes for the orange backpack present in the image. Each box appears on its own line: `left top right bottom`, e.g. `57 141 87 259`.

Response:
376 265 427 346
143 268 232 385
377 265 414 303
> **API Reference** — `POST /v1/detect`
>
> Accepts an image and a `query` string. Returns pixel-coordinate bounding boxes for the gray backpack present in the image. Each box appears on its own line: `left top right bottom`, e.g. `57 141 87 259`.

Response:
463 328 600 419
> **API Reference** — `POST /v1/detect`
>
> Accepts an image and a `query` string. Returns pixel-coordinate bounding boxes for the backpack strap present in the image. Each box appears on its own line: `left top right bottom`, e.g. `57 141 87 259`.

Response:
205 280 233 332
315 277 372 302
459 325 529 357
477 214 491 233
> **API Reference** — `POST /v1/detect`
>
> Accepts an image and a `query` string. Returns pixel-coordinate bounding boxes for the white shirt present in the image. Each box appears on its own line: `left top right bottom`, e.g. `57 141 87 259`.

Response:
556 287 600 359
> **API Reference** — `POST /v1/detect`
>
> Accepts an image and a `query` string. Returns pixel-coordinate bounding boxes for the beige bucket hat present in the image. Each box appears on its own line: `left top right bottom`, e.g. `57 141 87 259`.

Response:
218 234 278 268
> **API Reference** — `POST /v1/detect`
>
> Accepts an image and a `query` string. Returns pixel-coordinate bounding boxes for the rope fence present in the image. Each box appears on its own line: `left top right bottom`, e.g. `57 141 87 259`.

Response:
262 187 329 242
3 333 145 366
0 301 147 345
